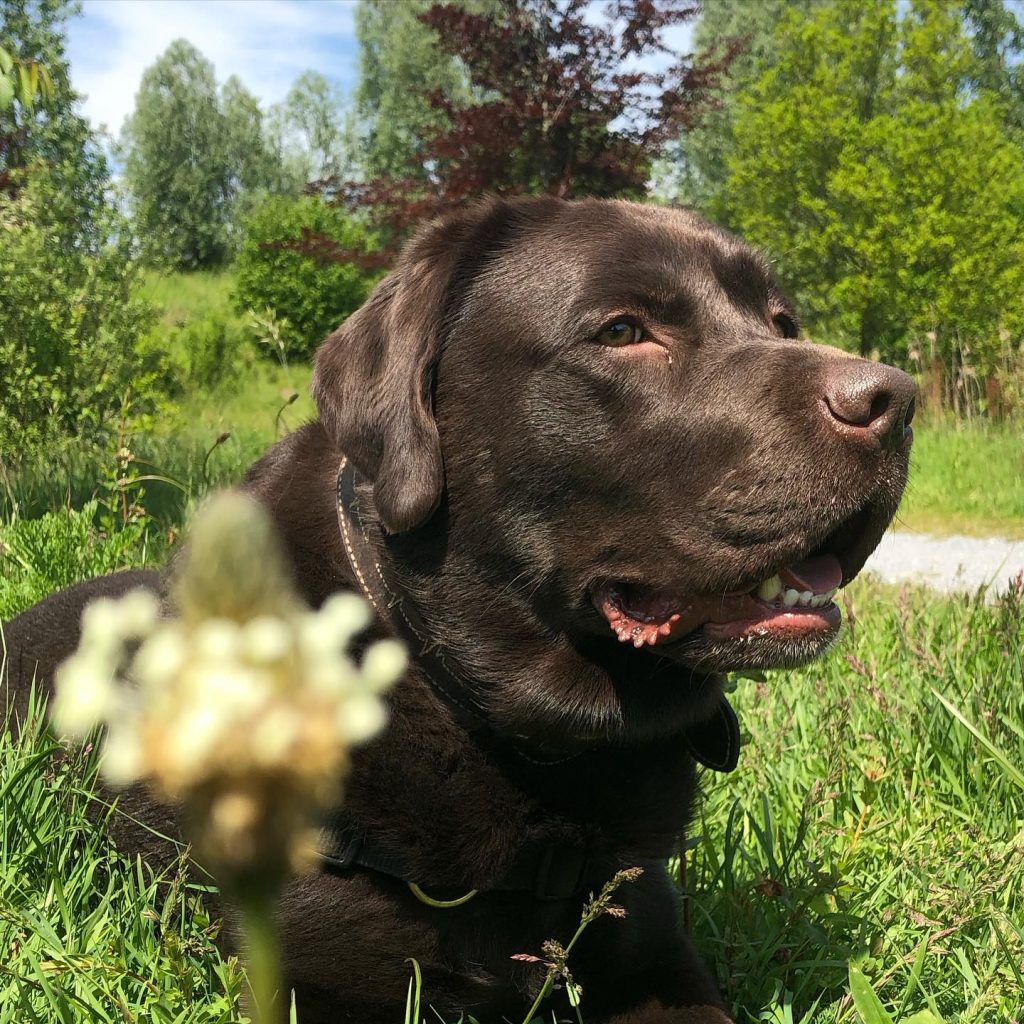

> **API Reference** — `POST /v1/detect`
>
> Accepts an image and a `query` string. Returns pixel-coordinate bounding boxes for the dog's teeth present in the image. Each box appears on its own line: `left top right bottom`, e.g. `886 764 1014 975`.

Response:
800 590 812 606
633 635 645 648
669 613 681 623
607 608 621 621
782 589 799 607
810 594 824 607
756 575 783 601
658 622 673 636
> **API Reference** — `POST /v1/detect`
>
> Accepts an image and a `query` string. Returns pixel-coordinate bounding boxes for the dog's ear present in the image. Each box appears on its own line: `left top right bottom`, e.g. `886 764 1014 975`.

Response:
312 198 517 534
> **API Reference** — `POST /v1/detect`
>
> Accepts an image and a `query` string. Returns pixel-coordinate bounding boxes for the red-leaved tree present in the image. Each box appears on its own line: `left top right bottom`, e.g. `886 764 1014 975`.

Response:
299 0 737 259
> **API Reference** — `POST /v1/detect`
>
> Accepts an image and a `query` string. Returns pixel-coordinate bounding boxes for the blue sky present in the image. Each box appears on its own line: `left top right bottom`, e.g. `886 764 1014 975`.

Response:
65 1 695 138
67 0 361 136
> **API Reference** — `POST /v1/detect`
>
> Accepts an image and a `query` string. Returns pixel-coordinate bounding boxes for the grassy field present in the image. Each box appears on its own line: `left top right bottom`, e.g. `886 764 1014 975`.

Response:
2 578 1022 1023
898 418 1024 539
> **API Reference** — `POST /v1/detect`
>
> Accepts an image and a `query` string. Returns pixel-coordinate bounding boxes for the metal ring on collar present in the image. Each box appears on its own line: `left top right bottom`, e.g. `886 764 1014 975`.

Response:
407 882 479 908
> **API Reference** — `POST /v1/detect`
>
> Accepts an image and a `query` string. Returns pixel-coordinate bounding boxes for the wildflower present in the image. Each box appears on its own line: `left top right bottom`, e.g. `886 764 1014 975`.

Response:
51 491 406 892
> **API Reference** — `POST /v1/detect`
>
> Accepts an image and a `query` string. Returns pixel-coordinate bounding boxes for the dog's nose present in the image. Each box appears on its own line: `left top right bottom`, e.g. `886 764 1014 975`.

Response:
823 361 917 449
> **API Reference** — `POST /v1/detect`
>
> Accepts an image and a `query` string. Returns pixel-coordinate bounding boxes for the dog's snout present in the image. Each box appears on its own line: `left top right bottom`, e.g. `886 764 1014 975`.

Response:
822 361 917 449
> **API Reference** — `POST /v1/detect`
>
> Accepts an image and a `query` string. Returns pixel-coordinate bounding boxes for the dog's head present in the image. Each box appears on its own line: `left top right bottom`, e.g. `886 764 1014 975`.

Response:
314 197 914 741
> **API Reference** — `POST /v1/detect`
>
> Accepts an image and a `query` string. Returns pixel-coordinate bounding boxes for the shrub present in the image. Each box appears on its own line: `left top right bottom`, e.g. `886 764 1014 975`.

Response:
233 195 381 358
0 501 153 621
0 167 156 458
139 309 256 397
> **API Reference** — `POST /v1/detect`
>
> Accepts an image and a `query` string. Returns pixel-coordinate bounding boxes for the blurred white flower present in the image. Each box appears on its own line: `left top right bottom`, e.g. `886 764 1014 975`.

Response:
51 491 406 886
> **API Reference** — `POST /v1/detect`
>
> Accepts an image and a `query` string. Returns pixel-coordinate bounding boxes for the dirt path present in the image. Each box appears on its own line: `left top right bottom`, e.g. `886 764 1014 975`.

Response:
863 530 1024 596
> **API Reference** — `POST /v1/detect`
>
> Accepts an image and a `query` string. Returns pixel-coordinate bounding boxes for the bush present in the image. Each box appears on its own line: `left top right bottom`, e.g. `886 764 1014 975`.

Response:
0 501 153 621
139 309 256 397
0 167 156 458
233 195 381 358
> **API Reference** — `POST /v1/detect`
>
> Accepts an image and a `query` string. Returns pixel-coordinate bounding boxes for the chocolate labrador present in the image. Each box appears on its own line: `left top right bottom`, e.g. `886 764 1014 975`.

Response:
2 196 915 1023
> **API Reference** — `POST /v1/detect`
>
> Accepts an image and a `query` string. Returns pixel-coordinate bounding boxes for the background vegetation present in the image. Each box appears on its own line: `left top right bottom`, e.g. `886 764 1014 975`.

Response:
1 0 1022 1021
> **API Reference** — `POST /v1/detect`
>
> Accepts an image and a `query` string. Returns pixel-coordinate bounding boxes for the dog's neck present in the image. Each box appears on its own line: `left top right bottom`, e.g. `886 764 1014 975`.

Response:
337 460 738 770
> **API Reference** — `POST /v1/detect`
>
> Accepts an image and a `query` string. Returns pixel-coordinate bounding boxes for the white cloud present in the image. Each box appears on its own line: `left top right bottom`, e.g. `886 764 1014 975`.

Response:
66 0 360 136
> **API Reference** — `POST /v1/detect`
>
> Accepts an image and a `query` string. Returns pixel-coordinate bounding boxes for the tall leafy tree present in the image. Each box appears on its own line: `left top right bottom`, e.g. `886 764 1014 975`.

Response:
354 0 474 182
725 0 1024 382
1 1 156 456
964 0 1024 135
669 0 811 210
0 0 106 205
121 40 240 268
333 0 730 247
221 74 276 195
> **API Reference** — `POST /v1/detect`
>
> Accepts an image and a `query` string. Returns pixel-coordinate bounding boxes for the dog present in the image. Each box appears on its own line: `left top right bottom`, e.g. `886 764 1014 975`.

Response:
2 196 915 1023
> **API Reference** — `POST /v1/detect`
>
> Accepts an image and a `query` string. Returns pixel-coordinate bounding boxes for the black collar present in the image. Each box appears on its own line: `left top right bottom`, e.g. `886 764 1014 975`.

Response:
334 458 740 774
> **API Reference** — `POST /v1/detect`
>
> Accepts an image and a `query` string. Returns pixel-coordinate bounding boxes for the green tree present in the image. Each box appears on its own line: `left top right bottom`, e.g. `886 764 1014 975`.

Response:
266 70 355 188
0 0 107 206
121 39 233 268
0 166 155 456
221 74 276 195
964 0 1024 135
354 0 473 182
725 0 1024 385
669 0 811 211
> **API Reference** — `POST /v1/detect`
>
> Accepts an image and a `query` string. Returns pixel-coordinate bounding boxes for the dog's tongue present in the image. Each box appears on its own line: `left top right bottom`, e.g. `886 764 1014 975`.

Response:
779 554 843 595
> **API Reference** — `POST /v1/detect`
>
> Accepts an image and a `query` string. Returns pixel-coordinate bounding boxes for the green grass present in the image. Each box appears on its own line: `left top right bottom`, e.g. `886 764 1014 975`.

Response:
897 417 1024 539
2 567 1022 1022
137 269 241 329
1 364 314 529
0 689 244 1023
688 578 1024 1022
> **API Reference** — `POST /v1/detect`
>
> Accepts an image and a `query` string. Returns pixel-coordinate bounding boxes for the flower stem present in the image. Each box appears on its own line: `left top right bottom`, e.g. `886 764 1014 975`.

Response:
241 894 283 1024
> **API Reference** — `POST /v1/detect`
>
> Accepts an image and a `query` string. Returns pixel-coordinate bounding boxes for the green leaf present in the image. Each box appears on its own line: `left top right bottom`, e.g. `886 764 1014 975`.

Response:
849 963 895 1024
0 72 14 112
0 46 13 75
17 62 34 109
904 1012 947 1024
933 689 1024 792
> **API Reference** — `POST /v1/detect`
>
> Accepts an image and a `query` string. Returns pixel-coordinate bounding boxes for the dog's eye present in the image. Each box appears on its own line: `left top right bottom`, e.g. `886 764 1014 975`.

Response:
595 319 645 346
772 312 799 339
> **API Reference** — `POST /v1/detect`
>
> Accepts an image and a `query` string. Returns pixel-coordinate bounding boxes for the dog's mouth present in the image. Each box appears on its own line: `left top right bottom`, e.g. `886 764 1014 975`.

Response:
593 552 842 649
587 496 893 669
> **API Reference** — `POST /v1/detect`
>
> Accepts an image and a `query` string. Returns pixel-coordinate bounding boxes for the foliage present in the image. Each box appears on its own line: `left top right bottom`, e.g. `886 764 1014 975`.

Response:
0 167 156 458
120 39 280 269
233 195 381 358
722 0 1024 383
0 0 108 208
963 0 1024 137
137 270 257 397
0 43 54 113
354 0 475 183
332 0 734 246
665 0 812 209
0 502 152 621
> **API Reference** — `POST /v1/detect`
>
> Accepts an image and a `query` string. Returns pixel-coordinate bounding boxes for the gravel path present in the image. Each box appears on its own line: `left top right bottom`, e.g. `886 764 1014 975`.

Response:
863 530 1024 596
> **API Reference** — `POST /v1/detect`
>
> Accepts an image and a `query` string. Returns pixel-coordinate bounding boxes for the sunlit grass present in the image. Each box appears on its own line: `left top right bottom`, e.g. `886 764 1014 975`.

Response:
898 417 1024 539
